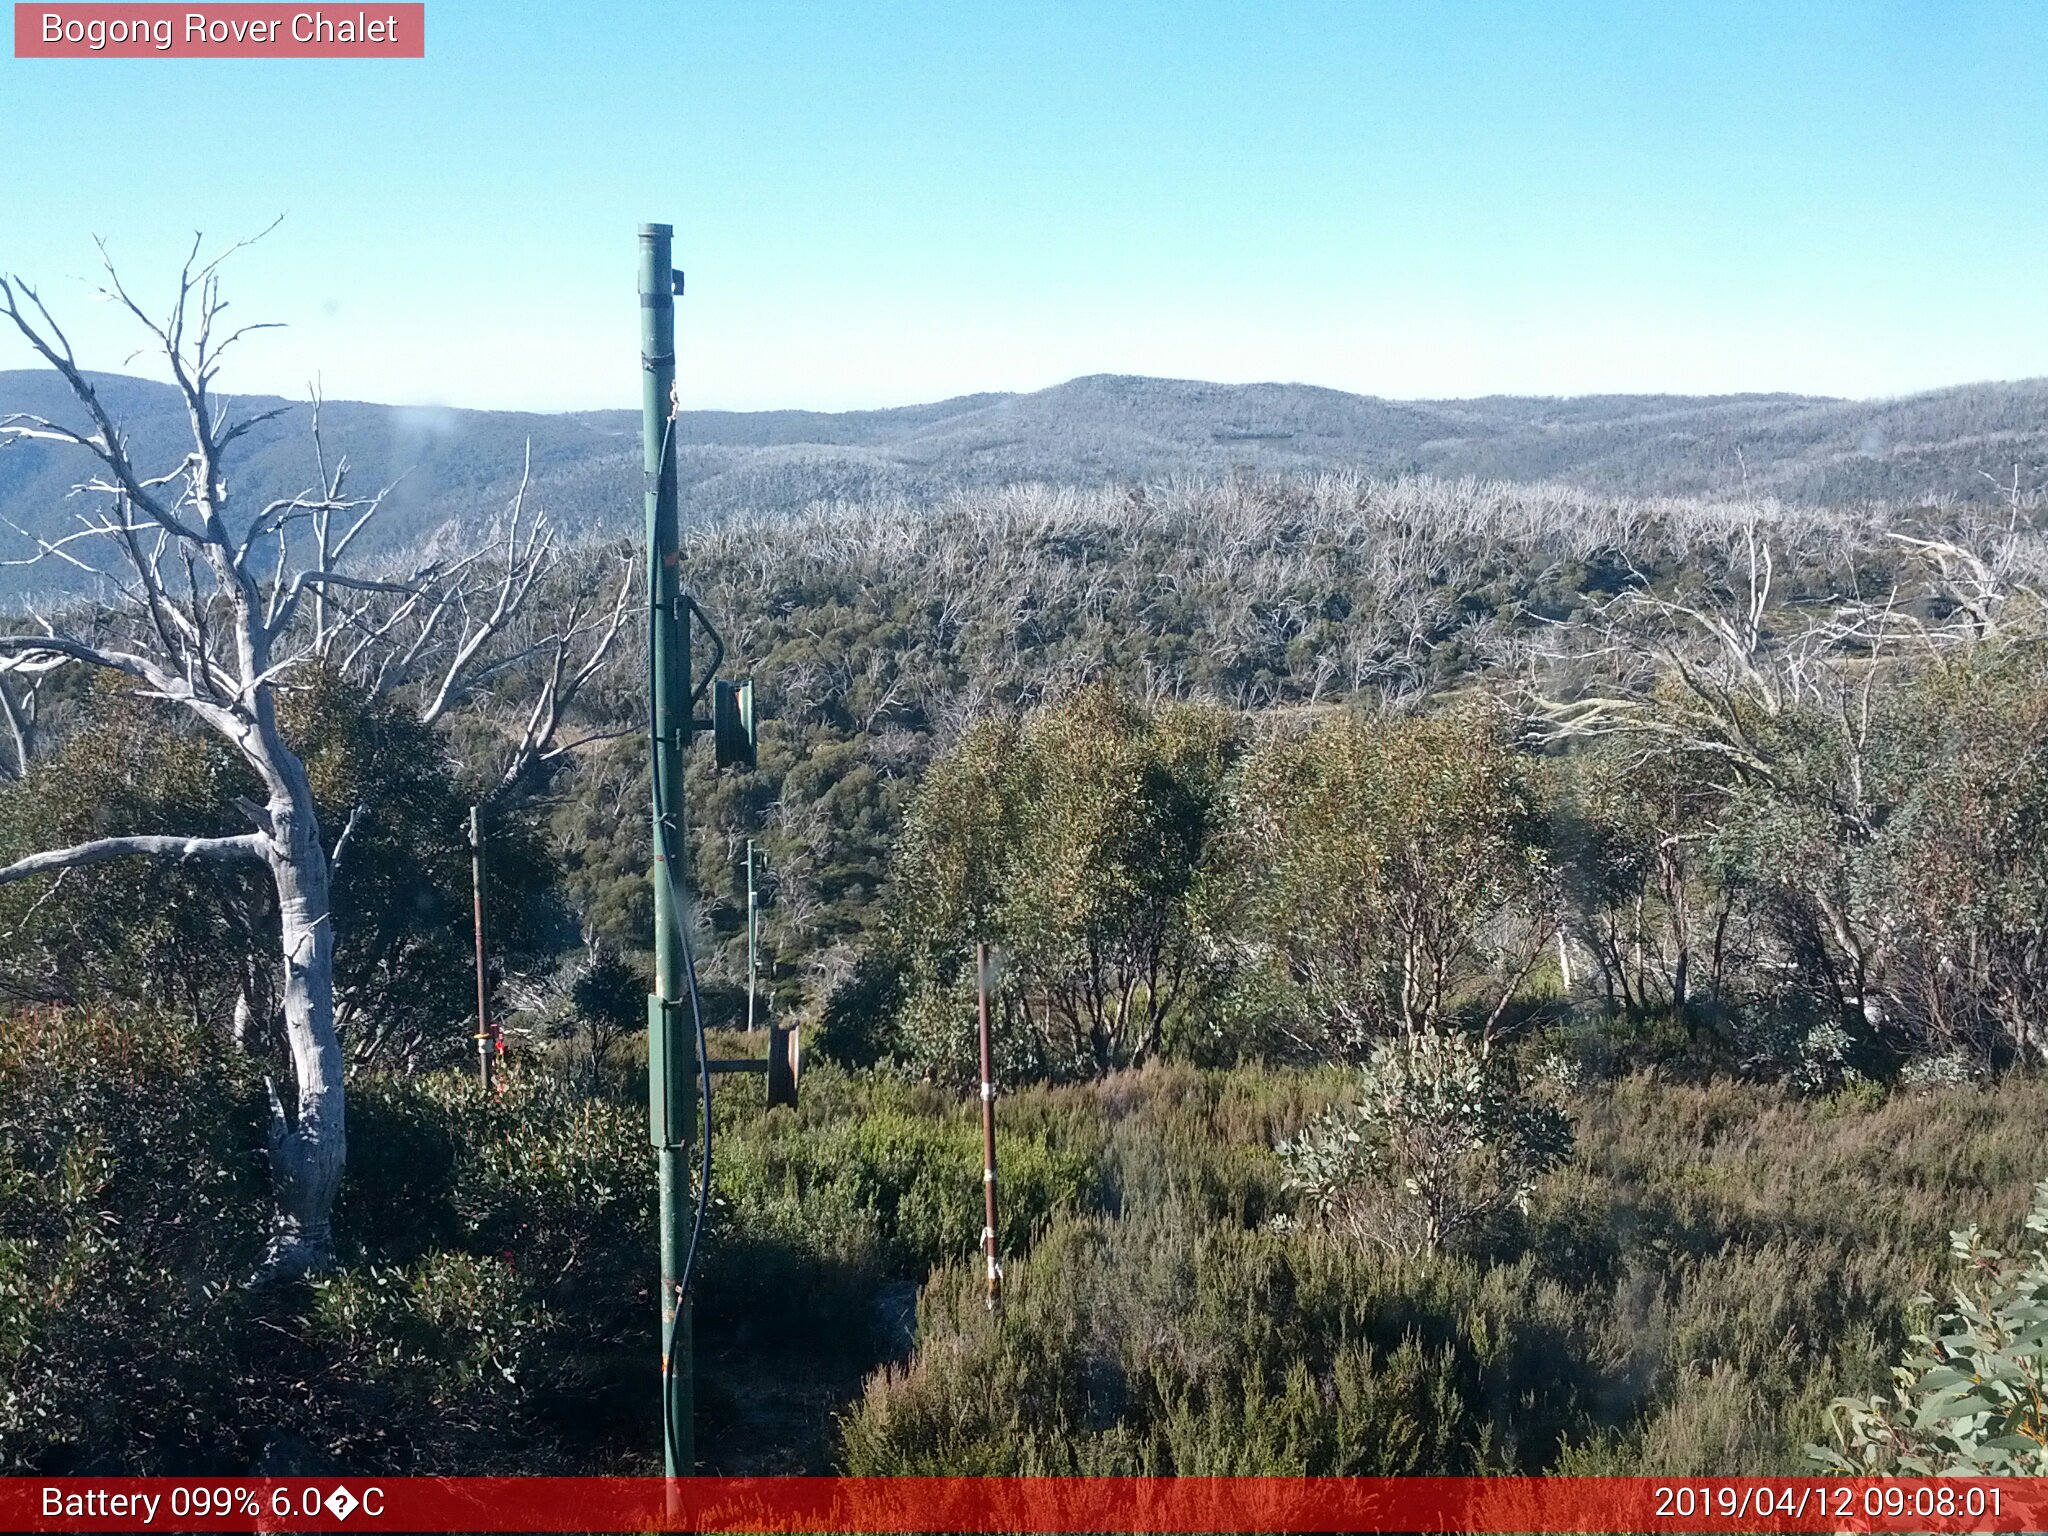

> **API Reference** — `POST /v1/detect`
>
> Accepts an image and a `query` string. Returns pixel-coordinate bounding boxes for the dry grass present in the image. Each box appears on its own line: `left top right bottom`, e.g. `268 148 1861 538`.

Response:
841 1063 2048 1475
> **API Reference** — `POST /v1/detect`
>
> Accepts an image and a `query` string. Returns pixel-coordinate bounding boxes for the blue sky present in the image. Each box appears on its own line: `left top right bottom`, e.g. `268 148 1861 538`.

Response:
2 1 2044 411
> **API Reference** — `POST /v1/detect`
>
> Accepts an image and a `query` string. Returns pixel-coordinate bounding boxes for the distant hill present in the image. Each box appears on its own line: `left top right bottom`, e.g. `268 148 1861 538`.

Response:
2 369 2045 597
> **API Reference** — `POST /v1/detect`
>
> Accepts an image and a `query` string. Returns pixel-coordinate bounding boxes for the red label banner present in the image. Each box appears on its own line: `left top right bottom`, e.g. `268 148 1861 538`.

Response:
14 4 424 57
1 1476 2045 1533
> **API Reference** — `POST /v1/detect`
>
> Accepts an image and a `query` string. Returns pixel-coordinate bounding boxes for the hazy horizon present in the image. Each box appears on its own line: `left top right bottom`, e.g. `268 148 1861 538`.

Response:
11 362 2047 422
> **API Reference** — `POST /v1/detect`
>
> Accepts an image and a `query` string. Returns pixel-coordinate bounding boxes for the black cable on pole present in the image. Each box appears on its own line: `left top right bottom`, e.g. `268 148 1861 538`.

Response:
649 417 713 1472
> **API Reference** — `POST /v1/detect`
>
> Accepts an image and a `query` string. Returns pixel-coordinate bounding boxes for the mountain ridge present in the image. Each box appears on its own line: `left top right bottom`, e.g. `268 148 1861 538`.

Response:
2 368 2044 596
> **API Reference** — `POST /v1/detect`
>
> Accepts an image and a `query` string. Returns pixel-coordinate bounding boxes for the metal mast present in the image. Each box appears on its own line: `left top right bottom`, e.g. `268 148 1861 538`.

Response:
641 222 695 1479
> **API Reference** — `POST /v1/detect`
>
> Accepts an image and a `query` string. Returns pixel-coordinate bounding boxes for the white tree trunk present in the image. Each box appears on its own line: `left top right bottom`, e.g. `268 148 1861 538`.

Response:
255 752 347 1280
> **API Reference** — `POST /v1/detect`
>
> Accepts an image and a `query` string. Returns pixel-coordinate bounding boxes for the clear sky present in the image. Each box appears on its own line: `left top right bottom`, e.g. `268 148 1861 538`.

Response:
2 1 2045 412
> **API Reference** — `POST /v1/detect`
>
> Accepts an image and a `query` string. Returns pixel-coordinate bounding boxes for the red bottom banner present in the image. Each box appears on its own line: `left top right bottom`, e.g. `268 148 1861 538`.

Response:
4 1475 2044 1534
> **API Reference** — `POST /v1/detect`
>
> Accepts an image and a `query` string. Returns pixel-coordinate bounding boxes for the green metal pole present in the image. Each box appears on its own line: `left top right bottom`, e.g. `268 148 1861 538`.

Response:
641 222 695 1479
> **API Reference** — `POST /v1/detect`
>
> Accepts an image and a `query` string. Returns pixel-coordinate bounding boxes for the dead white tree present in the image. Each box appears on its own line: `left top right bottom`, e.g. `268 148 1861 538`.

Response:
1518 511 2046 1048
1520 520 1854 782
0 238 626 1278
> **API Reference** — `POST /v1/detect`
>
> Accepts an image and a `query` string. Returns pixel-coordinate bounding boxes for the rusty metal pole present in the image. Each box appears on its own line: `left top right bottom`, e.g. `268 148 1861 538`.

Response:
977 942 1002 1313
469 804 492 1091
746 838 758 1033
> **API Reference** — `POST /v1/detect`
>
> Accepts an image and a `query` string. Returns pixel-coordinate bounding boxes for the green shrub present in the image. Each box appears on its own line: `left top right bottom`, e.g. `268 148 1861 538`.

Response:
0 1009 264 1472
1277 1030 1574 1257
1814 1178 2048 1474
11 997 2048 1481
304 1255 541 1464
713 1069 1102 1282
0 1009 651 1473
843 1210 1601 1475
846 1064 2048 1478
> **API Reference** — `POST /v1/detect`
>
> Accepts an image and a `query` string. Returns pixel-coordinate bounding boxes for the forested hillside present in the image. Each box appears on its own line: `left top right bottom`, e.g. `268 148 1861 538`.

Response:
4 368 2047 598
4 246 2048 1482
6 345 2048 1477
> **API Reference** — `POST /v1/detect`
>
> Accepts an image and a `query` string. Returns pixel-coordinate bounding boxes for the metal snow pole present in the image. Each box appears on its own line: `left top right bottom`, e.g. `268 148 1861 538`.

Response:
977 942 1002 1313
641 222 695 1479
746 838 758 1033
639 218 764 1481
469 805 492 1091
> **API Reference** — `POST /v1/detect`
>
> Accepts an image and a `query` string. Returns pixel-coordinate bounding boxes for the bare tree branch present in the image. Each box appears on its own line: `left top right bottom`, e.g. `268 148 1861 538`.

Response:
0 832 267 886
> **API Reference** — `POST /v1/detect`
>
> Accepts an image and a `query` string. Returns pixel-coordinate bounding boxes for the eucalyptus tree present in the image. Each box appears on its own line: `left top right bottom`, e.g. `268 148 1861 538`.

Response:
1223 706 1554 1056
891 683 1234 1079
0 240 627 1277
1523 516 2048 1065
